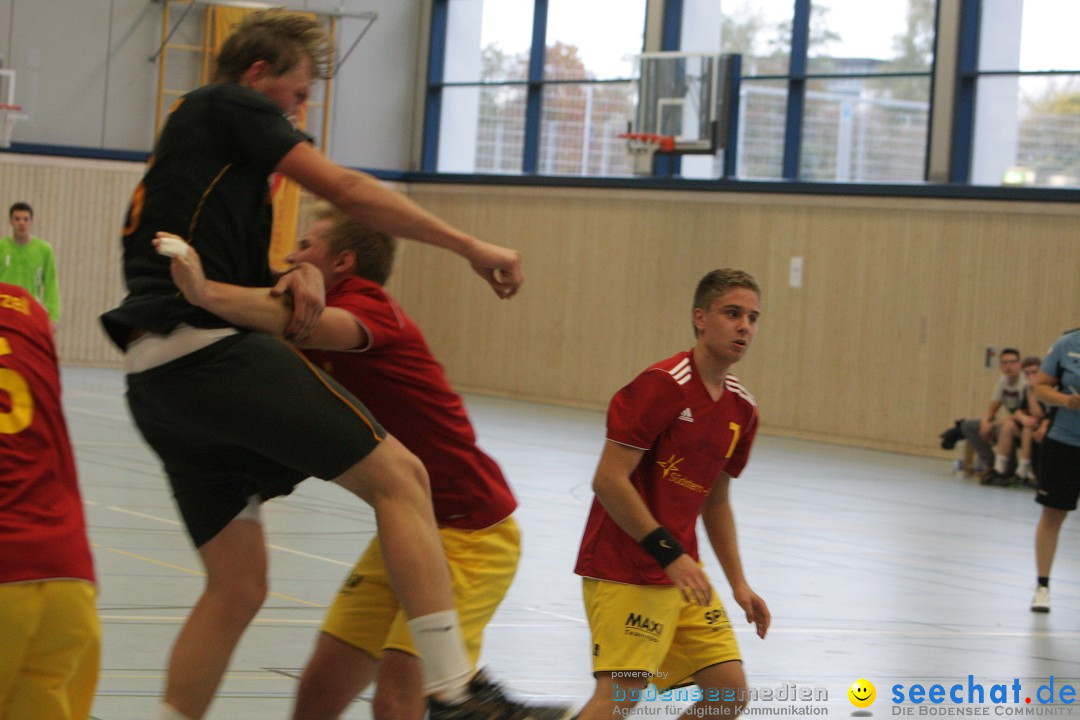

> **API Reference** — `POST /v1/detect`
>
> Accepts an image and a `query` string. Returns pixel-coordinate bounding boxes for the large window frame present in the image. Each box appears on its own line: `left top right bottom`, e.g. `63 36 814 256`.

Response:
419 0 1080 196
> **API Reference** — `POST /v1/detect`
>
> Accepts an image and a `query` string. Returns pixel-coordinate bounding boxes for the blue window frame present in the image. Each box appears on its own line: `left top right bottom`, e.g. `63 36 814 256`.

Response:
424 0 647 177
422 0 1080 192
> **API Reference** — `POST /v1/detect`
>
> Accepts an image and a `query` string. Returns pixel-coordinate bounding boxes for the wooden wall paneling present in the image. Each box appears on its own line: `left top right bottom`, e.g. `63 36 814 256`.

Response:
5 150 1080 457
400 185 1080 457
0 153 140 366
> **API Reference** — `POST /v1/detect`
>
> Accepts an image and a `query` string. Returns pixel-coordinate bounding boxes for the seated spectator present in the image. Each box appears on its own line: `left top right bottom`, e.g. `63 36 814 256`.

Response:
958 348 1026 485
987 357 1050 487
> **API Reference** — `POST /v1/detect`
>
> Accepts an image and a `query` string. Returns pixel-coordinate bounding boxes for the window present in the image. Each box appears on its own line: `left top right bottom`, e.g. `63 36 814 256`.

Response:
427 0 646 176
680 0 933 181
424 0 1080 194
969 0 1080 187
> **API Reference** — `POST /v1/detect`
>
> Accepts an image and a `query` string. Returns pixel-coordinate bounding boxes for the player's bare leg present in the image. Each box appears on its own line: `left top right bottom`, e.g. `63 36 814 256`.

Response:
292 633 377 720
575 673 647 720
1035 506 1068 578
331 435 471 695
163 518 268 719
370 650 428 720
687 660 748 719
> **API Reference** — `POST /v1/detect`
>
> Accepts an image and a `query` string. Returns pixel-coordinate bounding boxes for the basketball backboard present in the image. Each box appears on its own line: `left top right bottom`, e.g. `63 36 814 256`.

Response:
0 69 26 148
632 52 739 155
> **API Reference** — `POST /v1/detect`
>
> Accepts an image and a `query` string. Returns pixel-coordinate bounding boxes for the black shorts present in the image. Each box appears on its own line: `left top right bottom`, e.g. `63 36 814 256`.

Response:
1035 436 1080 512
126 332 386 546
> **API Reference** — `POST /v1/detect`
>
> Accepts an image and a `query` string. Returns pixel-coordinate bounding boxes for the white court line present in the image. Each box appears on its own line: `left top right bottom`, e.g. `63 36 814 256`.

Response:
485 621 1080 639
523 606 587 623
65 405 133 423
105 505 181 526
99 504 352 566
99 615 323 625
93 607 1080 641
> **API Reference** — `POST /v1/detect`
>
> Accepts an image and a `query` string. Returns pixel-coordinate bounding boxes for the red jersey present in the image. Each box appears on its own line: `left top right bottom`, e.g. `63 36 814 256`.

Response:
303 276 516 530
575 350 758 585
0 283 95 585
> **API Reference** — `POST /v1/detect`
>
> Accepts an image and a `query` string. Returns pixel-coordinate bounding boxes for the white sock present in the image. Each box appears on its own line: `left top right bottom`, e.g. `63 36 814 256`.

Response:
994 454 1009 474
158 703 195 720
408 610 473 699
1018 459 1032 477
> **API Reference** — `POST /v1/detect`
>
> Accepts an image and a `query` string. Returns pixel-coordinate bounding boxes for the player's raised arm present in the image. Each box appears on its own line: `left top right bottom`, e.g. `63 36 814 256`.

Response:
274 142 522 299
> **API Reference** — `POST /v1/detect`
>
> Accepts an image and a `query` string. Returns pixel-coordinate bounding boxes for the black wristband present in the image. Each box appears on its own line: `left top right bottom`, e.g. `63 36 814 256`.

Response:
640 527 684 568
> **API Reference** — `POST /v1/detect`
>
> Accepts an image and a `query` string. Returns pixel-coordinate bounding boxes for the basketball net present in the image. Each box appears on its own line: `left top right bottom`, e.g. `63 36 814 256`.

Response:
0 104 25 149
619 133 676 176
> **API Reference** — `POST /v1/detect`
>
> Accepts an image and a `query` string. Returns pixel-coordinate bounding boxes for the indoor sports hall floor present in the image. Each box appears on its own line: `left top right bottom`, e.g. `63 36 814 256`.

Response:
64 365 1080 720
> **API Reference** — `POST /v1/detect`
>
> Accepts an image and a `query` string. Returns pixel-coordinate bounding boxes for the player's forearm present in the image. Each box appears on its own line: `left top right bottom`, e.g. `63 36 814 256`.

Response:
283 147 477 257
592 472 664 542
194 281 363 351
331 171 478 255
196 281 292 335
1034 382 1075 408
702 500 749 591
45 262 60 321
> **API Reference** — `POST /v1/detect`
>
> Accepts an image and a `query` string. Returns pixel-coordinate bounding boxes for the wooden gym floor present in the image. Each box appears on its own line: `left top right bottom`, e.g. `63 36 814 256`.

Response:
61 365 1079 719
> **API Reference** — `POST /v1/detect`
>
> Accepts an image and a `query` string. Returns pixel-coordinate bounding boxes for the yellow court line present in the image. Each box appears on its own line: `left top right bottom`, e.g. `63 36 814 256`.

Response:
99 546 324 607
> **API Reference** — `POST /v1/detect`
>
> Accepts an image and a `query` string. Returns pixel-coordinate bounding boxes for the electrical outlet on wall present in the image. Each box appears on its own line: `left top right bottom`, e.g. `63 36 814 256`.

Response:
789 256 803 288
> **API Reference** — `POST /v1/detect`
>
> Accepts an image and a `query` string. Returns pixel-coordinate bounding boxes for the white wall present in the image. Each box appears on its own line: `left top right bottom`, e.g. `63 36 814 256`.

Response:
0 0 424 171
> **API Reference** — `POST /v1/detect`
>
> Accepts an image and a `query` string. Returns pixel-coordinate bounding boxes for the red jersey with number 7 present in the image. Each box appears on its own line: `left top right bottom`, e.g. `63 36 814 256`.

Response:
0 282 95 585
575 350 758 586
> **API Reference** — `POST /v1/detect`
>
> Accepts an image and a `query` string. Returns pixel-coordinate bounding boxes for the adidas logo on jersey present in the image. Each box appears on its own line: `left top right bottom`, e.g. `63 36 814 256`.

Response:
678 407 694 423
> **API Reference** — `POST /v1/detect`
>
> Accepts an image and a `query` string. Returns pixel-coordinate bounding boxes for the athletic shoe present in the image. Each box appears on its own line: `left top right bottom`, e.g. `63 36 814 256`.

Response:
981 470 1014 487
1031 586 1050 613
429 669 575 720
1017 468 1038 489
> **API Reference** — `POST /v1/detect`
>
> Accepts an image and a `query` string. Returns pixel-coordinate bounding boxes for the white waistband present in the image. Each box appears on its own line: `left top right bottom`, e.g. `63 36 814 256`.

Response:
124 324 239 373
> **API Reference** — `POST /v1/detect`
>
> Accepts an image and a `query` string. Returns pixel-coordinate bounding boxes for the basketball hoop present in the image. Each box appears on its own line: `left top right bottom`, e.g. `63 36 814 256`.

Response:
0 103 25 149
620 132 676 176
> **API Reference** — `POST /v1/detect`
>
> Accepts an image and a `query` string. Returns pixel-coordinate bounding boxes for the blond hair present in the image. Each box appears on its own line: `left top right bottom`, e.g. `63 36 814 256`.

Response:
214 10 331 83
309 202 397 285
692 269 760 337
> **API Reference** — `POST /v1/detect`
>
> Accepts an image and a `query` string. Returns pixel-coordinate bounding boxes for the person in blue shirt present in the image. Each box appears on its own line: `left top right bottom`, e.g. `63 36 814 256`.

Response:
1028 328 1080 613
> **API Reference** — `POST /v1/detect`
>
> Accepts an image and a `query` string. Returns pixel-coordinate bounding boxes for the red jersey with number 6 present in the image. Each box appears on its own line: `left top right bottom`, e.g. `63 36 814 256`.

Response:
575 350 758 586
0 282 95 585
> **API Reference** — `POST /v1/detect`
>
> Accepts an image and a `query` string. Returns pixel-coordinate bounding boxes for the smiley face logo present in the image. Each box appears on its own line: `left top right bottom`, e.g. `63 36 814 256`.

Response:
848 679 876 708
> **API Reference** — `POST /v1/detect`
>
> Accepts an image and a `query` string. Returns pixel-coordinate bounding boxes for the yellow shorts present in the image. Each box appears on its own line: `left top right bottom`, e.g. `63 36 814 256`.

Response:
582 577 740 691
0 580 101 720
322 516 520 662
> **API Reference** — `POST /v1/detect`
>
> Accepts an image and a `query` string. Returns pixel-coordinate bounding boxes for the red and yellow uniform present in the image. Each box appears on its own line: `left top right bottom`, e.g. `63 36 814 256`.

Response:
0 282 99 719
575 350 757 688
307 276 518 661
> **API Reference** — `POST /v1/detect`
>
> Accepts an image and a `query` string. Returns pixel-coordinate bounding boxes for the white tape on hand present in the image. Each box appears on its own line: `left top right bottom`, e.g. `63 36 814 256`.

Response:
157 236 191 260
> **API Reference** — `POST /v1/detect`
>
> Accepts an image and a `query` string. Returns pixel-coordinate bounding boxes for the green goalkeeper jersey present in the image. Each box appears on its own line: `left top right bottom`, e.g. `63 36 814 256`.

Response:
0 235 60 321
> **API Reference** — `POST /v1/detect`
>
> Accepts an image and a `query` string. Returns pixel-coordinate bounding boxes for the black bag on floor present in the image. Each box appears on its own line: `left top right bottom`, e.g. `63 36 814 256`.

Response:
939 420 964 450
